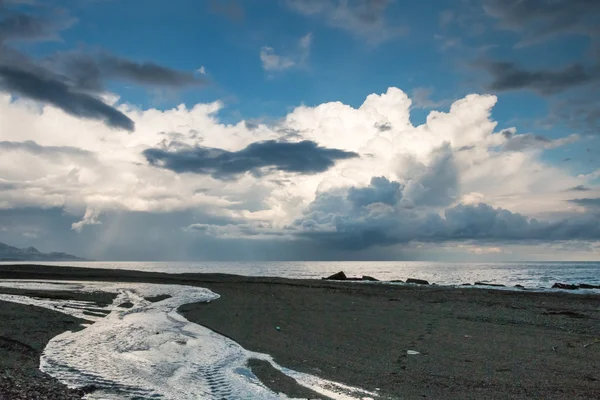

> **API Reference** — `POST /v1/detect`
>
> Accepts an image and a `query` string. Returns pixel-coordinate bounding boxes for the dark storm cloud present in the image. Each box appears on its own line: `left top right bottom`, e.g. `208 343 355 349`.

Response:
1 207 363 262
0 1 74 43
0 180 17 190
54 52 207 92
0 3 135 130
476 59 600 95
545 95 600 135
285 0 399 42
478 1 600 135
404 143 458 207
0 65 135 130
0 12 59 42
0 2 206 130
143 140 359 179
0 140 95 159
483 0 600 46
567 185 591 192
347 177 401 208
568 197 600 208
292 157 600 250
0 49 204 130
296 190 600 250
501 133 579 152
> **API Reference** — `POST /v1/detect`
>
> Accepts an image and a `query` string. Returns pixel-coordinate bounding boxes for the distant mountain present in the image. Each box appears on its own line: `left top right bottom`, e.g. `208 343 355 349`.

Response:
0 242 86 261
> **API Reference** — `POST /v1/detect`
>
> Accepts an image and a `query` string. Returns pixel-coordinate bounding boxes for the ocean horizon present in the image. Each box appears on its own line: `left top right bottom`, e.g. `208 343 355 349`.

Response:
3 260 599 290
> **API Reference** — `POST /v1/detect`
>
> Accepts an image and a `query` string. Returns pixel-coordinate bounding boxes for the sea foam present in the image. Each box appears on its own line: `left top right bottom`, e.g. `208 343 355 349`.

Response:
0 280 376 400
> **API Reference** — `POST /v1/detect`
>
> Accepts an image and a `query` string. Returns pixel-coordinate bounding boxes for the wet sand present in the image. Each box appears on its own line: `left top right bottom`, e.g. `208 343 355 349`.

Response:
0 265 599 399
181 280 600 400
0 288 114 399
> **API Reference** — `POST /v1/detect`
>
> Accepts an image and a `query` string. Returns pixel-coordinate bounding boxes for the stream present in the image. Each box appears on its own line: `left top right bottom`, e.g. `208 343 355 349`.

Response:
0 280 377 400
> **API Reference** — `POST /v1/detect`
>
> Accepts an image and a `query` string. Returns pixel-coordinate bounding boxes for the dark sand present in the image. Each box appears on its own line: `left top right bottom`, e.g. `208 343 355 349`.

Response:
0 265 599 399
0 287 115 399
181 280 600 400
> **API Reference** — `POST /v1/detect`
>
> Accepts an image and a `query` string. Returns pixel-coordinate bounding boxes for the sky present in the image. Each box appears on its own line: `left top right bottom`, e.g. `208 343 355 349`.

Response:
0 0 599 261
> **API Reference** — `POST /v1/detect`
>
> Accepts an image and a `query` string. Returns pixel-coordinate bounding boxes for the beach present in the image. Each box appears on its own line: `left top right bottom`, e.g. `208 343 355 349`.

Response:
0 287 114 399
0 265 598 399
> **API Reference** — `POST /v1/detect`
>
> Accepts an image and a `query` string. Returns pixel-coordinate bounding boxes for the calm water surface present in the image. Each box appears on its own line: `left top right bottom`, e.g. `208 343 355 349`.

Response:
2 261 599 289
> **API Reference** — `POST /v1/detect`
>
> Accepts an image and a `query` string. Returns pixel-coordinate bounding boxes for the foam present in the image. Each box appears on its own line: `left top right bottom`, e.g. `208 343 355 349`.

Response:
0 280 377 400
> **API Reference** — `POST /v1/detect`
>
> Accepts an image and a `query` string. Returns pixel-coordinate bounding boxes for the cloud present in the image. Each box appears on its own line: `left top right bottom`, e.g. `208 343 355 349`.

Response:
0 65 135 130
411 87 443 109
71 208 101 232
476 59 600 95
545 94 600 135
295 188 600 249
501 133 579 152
398 143 459 207
0 139 95 159
260 47 295 71
477 1 600 135
285 0 404 43
143 139 359 179
567 185 591 192
260 33 312 72
483 0 600 47
52 52 207 91
1 86 595 258
185 222 286 239
0 4 206 131
347 176 401 208
568 197 600 208
0 4 75 43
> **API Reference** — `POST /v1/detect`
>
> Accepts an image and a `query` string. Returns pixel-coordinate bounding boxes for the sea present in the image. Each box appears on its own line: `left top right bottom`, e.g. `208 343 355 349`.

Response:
1 260 599 290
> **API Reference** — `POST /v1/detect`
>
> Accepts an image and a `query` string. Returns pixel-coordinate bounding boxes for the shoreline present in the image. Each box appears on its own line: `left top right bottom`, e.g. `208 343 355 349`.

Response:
180 277 600 400
0 288 115 399
1 263 599 295
0 265 599 399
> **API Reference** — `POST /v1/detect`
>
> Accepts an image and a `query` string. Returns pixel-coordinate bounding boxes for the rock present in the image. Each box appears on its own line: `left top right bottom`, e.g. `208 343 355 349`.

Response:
323 272 381 282
80 385 98 394
406 278 429 285
514 285 525 289
552 283 579 290
578 283 600 289
474 282 506 287
361 275 379 282
323 271 347 280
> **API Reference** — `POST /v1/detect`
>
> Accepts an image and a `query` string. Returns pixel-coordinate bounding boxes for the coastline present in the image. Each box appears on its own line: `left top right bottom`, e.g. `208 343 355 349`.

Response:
0 265 598 399
0 288 115 399
181 278 600 400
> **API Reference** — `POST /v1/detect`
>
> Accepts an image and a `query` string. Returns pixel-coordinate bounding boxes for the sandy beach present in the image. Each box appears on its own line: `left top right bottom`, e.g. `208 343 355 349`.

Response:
0 265 598 399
